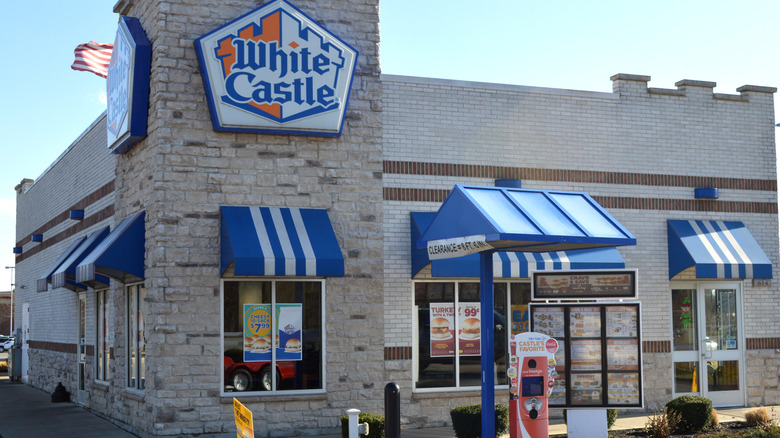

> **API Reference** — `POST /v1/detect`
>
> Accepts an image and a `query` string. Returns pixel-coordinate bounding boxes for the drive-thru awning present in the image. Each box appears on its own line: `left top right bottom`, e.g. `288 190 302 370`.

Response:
36 236 87 292
220 206 344 277
52 227 111 291
417 185 636 254
76 211 146 286
411 211 625 277
667 219 772 279
416 185 636 438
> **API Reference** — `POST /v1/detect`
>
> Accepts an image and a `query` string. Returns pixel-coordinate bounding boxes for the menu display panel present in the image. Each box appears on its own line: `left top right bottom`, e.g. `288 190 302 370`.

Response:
532 270 637 300
529 302 642 409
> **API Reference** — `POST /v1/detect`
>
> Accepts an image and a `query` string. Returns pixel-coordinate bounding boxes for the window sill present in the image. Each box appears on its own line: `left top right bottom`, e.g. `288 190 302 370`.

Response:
91 381 110 391
221 392 327 403
123 388 145 401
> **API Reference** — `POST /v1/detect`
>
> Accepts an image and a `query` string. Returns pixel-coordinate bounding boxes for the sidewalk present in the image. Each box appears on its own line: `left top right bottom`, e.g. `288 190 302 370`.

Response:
0 374 136 438
0 369 776 438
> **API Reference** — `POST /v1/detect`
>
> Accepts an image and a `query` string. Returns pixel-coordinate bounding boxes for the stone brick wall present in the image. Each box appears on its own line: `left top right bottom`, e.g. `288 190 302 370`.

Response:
382 73 778 421
107 0 383 435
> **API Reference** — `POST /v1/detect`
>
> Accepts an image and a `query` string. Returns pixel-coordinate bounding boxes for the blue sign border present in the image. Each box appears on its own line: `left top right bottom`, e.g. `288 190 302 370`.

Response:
193 0 359 137
108 16 152 155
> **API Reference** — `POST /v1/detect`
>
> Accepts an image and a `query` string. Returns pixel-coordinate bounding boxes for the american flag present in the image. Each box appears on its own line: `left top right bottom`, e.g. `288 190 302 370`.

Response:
71 41 114 78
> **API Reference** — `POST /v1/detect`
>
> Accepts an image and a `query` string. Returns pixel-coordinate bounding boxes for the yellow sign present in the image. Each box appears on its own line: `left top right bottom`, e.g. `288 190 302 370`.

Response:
233 398 254 438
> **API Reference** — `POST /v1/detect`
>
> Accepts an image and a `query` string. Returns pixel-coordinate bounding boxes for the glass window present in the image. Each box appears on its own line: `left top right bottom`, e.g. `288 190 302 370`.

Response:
222 280 324 393
127 284 145 390
96 290 110 381
672 289 697 351
414 281 528 390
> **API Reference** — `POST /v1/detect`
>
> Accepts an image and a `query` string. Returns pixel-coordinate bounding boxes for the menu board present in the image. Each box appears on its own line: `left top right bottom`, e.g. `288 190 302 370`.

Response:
570 307 601 337
571 373 602 405
532 306 565 338
607 340 639 371
529 302 642 409
571 339 601 371
608 373 641 405
532 270 637 300
606 306 638 337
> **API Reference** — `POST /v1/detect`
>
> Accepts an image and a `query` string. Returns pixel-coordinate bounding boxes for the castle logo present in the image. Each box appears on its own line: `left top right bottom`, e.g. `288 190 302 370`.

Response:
195 0 358 136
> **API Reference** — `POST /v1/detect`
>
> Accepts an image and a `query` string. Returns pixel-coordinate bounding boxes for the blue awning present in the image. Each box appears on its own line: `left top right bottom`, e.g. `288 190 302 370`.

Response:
36 236 87 292
76 211 146 285
221 206 344 277
418 185 636 256
411 212 625 278
668 219 772 279
52 227 111 291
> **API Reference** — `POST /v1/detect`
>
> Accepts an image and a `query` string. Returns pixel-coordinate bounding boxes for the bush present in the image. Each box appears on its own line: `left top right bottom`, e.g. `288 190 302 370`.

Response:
746 407 773 427
644 408 682 438
735 425 780 438
450 404 509 438
340 412 384 438
563 409 618 429
665 395 713 433
712 408 719 427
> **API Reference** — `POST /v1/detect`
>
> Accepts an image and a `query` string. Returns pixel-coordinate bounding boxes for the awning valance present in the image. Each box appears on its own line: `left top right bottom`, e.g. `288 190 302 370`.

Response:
668 219 772 279
417 185 636 255
36 236 87 292
52 228 111 291
220 206 344 277
411 212 625 278
76 211 146 285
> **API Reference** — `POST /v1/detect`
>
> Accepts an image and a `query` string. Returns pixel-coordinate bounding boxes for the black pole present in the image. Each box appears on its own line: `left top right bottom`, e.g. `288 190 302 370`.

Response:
385 382 401 438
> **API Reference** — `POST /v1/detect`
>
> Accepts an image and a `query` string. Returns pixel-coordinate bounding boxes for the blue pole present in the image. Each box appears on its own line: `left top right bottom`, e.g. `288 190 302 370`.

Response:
480 252 495 438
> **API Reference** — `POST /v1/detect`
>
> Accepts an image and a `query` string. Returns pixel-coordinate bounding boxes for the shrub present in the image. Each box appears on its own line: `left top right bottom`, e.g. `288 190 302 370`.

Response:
746 407 773 427
644 408 681 438
450 404 509 438
665 395 713 433
340 412 385 438
735 425 780 438
606 409 618 429
712 408 719 427
563 409 618 429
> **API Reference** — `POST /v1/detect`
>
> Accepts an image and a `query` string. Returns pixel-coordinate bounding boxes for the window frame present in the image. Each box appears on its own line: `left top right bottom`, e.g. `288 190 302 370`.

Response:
220 278 327 397
95 289 111 382
126 283 145 391
412 279 530 393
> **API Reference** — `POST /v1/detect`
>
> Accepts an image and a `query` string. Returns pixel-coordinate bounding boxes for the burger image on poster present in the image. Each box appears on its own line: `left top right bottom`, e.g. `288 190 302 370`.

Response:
277 305 302 360
431 317 453 340
250 336 270 353
285 338 302 353
460 317 481 340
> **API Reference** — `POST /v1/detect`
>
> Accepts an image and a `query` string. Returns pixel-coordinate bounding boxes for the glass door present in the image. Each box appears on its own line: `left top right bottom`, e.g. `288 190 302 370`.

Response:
671 283 744 406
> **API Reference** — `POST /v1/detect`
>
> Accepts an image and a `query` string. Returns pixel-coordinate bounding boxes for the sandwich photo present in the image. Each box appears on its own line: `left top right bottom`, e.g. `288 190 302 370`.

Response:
459 317 481 340
249 335 270 353
284 338 302 353
430 317 451 339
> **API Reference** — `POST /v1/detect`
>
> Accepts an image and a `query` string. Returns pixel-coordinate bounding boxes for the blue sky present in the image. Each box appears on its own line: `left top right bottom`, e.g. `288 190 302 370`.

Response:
1 0 778 292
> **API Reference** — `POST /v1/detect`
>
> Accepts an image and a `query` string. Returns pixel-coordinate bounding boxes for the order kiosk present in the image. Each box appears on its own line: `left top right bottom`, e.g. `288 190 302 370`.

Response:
508 332 558 438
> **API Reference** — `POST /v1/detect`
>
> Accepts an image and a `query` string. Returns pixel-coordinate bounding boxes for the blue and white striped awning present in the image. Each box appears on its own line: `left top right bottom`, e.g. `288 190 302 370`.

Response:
668 219 772 279
411 212 625 278
52 227 111 291
76 211 146 286
36 236 87 292
220 206 344 277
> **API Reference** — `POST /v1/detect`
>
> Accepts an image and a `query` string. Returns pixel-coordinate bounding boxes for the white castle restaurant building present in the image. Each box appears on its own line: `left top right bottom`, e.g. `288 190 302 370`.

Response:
11 0 780 436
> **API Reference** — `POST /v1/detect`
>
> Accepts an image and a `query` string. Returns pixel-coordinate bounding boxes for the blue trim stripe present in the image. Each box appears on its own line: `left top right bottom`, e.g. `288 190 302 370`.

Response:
221 206 344 277
668 219 772 279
